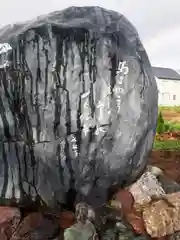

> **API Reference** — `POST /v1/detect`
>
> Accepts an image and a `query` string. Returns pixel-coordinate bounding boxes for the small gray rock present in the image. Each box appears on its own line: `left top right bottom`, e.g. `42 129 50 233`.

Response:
75 202 95 223
64 220 98 240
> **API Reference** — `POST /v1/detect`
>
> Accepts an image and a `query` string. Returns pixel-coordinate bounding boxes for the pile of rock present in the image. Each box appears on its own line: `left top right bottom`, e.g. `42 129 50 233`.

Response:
0 165 180 239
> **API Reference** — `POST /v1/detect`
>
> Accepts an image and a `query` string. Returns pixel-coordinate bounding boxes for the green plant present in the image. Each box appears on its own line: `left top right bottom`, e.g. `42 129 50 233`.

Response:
153 139 180 150
164 122 170 132
156 111 165 134
162 121 180 133
171 122 180 131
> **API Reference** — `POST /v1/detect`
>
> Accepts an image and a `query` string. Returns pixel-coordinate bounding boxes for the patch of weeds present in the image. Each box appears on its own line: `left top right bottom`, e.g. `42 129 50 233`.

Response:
153 140 180 150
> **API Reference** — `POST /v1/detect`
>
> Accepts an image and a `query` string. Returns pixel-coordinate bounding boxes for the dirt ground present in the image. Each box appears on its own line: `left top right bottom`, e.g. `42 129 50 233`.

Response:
161 109 180 122
155 132 180 141
149 150 180 183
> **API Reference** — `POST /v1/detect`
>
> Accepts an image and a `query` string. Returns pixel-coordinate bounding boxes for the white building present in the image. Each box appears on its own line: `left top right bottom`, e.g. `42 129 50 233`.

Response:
152 67 180 106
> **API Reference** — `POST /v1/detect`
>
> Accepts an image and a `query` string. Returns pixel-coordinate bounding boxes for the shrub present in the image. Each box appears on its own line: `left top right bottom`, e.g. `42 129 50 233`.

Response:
156 111 165 134
164 122 170 132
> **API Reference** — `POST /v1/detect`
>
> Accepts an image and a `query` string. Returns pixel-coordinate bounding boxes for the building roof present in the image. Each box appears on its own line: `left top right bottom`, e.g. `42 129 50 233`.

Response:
152 67 180 80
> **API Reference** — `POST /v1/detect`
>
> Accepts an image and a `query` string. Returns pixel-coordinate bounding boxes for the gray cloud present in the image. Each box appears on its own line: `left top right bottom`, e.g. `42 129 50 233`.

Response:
0 0 180 68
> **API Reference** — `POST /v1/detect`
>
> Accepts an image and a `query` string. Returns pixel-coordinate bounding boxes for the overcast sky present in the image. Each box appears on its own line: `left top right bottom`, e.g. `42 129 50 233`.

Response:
0 0 179 69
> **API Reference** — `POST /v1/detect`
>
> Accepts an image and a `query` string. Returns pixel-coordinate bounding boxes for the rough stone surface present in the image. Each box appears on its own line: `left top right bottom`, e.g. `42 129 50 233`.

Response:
59 211 75 229
64 220 98 240
14 212 60 240
0 206 21 239
1 177 180 240
0 6 158 207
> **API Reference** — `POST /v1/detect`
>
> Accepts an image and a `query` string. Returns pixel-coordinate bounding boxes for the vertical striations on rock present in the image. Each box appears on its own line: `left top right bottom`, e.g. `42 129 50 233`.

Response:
0 6 158 208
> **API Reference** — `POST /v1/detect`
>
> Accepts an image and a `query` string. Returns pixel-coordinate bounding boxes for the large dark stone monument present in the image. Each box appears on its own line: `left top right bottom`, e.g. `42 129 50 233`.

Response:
0 6 158 208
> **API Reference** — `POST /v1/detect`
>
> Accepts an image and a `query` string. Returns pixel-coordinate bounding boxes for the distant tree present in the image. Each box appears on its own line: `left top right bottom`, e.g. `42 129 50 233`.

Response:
156 111 165 134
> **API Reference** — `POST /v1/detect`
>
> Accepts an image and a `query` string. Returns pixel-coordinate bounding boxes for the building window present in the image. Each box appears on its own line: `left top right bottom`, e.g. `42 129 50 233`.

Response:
173 95 176 100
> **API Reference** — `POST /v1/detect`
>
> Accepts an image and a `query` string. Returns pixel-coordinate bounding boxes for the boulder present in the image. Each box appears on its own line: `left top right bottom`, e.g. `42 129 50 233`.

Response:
0 6 158 208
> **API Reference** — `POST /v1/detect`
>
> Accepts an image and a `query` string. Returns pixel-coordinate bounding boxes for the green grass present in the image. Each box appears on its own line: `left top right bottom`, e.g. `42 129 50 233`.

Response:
162 120 180 132
171 122 180 131
153 139 180 150
159 106 180 113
